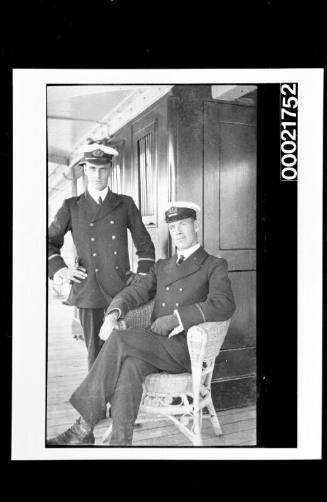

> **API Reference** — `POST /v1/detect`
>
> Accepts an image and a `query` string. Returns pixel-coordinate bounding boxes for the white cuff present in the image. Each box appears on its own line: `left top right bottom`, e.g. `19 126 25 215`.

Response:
168 310 184 338
106 308 121 320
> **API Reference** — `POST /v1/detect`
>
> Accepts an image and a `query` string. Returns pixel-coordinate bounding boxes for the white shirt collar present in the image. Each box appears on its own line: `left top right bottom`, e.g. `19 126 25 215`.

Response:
87 186 109 203
177 243 201 261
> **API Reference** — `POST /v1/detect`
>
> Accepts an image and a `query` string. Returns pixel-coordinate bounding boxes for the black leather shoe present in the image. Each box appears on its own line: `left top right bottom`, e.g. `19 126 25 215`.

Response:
47 418 95 446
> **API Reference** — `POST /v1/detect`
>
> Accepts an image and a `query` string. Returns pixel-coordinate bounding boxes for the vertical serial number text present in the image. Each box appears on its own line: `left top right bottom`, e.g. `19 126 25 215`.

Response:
280 83 298 180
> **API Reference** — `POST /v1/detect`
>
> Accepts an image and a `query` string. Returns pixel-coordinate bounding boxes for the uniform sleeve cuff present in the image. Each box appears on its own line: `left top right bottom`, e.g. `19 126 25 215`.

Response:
48 255 67 279
106 308 121 319
137 259 155 274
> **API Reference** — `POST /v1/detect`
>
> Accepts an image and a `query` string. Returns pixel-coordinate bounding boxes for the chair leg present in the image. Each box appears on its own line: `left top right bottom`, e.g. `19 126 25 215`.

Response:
192 409 203 446
206 396 222 436
102 421 113 444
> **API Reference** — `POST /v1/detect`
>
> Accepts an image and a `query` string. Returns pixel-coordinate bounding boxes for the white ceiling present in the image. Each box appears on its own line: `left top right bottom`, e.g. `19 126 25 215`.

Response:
47 85 176 166
47 84 257 172
47 85 137 164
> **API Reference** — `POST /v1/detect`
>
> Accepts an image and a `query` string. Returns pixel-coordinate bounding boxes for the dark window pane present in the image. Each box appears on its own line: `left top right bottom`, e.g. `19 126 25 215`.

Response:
137 133 155 222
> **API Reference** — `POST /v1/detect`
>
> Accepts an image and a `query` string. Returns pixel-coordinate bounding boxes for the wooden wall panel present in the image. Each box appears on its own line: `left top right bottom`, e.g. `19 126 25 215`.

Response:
214 347 256 380
209 101 256 125
220 123 256 249
224 271 256 349
203 101 220 256
175 99 204 244
218 249 256 271
211 377 257 411
183 96 257 409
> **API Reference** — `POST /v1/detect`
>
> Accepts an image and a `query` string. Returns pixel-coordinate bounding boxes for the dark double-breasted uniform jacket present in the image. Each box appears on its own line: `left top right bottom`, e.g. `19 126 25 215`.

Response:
48 190 155 309
108 246 236 334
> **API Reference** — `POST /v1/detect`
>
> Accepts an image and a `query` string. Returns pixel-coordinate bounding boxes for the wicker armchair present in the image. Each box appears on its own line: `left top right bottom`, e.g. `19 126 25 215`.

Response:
103 300 231 446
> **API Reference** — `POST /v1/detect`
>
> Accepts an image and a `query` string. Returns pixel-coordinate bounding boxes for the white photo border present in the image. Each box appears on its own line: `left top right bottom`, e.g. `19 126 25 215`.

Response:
12 68 323 460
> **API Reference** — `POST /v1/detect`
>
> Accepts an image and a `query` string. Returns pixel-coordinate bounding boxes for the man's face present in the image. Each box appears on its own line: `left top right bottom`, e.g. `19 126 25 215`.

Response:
84 163 111 191
168 217 199 251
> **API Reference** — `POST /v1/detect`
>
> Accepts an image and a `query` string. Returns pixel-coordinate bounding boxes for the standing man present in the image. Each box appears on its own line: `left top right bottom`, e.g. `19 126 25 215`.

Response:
47 201 236 446
48 138 155 369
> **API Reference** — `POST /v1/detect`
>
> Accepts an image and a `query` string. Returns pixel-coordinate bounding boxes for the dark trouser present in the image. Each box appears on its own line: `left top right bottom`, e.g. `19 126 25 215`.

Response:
69 328 190 445
79 308 105 370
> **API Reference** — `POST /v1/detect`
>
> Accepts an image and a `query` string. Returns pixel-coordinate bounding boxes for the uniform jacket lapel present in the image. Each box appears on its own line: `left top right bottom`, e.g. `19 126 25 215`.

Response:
77 191 99 222
162 246 209 286
93 189 122 222
77 190 122 222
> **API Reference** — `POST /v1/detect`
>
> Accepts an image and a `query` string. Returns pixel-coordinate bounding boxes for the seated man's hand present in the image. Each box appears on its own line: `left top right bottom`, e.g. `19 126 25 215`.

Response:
99 311 120 341
150 314 179 336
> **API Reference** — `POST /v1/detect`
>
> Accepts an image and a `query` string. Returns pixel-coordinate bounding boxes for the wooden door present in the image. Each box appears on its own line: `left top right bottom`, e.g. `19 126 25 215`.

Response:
172 94 256 409
203 101 256 409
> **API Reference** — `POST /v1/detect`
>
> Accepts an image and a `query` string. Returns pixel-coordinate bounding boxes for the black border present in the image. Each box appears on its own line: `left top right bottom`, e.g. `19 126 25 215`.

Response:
257 84 298 447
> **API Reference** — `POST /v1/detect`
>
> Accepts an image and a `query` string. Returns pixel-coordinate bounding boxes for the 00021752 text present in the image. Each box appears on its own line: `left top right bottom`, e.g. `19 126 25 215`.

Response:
280 83 298 181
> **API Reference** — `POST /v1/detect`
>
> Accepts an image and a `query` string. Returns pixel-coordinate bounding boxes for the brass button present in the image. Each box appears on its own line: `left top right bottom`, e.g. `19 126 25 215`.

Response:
115 266 119 270
112 235 116 240
179 288 183 292
91 237 95 241
110 220 114 224
92 253 97 257
95 268 99 272
90 223 94 227
166 287 170 291
114 251 118 255
162 302 166 307
175 303 179 307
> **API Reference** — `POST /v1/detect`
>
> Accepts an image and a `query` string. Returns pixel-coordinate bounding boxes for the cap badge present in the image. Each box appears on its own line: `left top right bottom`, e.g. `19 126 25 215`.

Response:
167 206 178 216
92 149 104 158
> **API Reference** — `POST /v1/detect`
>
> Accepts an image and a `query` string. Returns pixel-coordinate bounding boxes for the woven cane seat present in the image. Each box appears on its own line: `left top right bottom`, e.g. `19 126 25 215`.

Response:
143 372 193 395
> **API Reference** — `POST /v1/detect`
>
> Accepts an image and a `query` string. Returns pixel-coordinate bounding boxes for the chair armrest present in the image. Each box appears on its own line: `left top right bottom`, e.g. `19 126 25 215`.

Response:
121 300 155 329
187 319 231 368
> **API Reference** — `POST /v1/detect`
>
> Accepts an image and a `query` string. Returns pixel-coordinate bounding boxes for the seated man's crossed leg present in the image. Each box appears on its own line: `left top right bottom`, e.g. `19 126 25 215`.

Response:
48 328 190 446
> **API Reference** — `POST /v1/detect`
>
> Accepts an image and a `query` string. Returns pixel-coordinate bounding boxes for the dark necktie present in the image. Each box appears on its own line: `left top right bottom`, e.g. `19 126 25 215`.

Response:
97 196 103 205
176 255 185 265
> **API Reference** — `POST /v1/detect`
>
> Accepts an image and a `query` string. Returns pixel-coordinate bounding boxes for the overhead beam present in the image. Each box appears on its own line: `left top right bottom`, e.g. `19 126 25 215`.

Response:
47 115 108 125
211 85 257 101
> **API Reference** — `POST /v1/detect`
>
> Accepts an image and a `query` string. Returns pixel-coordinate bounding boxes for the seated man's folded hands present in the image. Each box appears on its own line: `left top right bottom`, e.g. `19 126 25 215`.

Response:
151 313 179 336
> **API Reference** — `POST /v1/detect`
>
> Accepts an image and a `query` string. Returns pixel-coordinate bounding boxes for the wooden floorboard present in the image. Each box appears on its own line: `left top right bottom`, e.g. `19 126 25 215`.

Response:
47 298 257 447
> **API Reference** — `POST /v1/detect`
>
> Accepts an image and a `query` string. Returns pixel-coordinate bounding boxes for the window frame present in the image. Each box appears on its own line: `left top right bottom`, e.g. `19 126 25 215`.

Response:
133 120 158 228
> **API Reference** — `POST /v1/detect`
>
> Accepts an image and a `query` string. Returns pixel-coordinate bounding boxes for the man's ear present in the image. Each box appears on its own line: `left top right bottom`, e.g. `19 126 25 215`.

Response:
194 220 200 233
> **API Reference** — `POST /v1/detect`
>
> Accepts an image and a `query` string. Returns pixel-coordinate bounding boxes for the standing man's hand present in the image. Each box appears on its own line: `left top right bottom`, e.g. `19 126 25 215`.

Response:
59 267 88 284
99 311 120 341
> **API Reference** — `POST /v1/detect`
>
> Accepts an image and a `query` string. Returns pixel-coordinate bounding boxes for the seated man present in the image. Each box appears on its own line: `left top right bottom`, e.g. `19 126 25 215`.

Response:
47 201 236 446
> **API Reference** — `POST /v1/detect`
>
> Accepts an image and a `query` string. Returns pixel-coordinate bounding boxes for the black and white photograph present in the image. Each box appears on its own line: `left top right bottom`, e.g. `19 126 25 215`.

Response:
12 69 323 460
46 83 256 448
